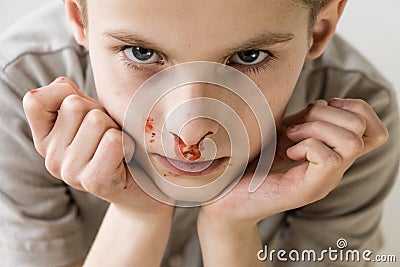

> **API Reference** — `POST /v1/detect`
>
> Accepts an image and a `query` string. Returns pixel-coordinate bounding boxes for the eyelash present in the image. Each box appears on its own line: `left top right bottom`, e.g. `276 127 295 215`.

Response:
227 50 276 75
116 46 276 75
117 46 165 72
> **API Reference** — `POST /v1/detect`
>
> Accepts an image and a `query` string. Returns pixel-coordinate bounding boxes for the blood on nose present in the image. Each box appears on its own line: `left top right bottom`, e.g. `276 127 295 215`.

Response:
173 131 214 161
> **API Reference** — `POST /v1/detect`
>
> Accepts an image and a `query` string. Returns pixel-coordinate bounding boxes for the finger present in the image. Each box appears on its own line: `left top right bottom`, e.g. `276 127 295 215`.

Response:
55 77 99 104
22 77 96 143
282 101 314 127
287 138 341 167
84 128 127 195
286 121 364 162
23 79 79 142
303 99 367 138
47 95 104 149
69 109 120 163
328 98 389 154
286 138 342 196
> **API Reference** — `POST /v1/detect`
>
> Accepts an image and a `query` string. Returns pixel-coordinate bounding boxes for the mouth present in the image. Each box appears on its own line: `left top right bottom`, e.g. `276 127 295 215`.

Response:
151 153 229 176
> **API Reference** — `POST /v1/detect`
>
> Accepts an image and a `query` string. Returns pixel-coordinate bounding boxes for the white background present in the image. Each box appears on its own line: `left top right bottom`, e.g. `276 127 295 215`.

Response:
0 0 399 264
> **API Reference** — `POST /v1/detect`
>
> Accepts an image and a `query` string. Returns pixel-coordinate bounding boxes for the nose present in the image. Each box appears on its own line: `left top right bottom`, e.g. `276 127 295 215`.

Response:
175 117 219 147
162 83 221 160
171 118 219 161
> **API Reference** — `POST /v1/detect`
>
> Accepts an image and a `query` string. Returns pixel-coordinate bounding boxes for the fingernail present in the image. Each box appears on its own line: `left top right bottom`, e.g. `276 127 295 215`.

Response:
329 98 343 108
123 132 136 163
51 77 67 84
288 125 299 132
315 99 328 105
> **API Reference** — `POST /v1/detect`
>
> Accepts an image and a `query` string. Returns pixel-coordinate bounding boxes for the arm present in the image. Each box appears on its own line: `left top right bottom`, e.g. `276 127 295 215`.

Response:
22 78 174 267
197 212 267 267
60 204 173 267
83 204 173 267
197 97 391 266
0 76 87 267
269 86 399 265
61 204 173 267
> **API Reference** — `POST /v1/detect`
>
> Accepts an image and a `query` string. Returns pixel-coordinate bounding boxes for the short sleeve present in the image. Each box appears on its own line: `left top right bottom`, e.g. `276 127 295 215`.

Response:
0 3 106 265
270 68 400 266
0 75 86 266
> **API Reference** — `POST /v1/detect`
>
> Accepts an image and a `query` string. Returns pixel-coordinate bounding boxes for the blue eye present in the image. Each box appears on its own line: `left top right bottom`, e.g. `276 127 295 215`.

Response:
229 50 270 66
123 46 161 64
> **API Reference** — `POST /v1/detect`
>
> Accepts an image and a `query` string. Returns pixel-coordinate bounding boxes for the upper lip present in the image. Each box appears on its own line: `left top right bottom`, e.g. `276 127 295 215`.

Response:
154 153 225 163
152 153 229 175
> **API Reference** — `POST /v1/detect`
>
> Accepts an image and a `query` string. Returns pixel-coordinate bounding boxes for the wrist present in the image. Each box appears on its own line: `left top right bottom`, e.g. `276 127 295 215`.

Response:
84 204 173 267
112 202 174 223
198 207 258 233
197 210 264 267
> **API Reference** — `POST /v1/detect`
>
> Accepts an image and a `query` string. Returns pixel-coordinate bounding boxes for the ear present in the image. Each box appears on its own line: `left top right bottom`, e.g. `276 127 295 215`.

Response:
306 0 347 61
64 0 88 48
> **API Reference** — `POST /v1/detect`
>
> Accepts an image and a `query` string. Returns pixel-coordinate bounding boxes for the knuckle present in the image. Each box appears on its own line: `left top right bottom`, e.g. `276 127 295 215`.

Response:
60 94 86 113
56 81 75 93
352 98 368 108
376 127 389 146
325 152 341 168
85 109 107 126
303 138 318 148
60 158 78 184
33 139 47 157
352 114 367 133
309 121 324 132
80 175 103 195
103 128 122 147
22 91 38 111
304 105 322 122
348 99 370 113
344 133 364 156
44 148 61 178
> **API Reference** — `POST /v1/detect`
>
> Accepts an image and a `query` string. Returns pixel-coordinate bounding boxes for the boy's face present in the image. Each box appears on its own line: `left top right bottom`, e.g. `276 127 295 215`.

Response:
85 0 311 187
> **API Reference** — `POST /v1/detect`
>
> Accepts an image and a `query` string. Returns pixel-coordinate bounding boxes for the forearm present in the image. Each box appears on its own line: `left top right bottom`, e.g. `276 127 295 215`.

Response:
83 203 173 267
197 211 267 267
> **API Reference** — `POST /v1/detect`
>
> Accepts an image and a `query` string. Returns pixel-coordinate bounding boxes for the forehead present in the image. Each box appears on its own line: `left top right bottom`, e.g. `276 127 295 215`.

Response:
88 0 309 56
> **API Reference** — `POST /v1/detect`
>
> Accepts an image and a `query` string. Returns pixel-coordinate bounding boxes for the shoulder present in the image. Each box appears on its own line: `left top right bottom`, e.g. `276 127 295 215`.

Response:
310 35 394 97
290 35 397 116
0 1 93 98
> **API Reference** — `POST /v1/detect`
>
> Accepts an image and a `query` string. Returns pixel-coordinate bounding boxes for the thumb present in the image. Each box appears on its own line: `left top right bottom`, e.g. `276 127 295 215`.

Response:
123 131 136 163
283 99 328 127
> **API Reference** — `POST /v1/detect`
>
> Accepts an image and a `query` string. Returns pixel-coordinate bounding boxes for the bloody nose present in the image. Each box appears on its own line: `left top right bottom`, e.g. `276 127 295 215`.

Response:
173 131 214 161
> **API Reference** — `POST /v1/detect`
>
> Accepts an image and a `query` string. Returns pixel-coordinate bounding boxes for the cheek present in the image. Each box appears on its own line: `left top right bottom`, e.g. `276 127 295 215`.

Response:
88 37 151 126
256 50 307 126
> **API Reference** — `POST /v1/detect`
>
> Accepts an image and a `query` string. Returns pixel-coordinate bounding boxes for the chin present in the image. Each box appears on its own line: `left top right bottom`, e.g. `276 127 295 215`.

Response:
137 153 245 204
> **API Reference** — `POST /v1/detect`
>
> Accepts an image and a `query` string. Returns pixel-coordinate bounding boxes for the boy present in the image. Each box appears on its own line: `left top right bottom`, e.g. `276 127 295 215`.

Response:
0 0 398 266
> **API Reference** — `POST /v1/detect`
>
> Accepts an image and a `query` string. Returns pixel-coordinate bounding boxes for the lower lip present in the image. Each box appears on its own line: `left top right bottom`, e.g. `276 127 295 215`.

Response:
152 154 228 176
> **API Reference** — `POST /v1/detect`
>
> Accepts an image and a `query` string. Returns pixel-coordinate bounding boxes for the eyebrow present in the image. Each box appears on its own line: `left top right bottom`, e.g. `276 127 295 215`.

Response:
104 30 294 58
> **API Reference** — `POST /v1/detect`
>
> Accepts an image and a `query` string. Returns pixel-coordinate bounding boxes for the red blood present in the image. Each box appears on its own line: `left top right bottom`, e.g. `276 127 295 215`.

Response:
151 132 156 137
150 140 155 143
173 131 213 161
145 117 154 133
30 89 39 94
